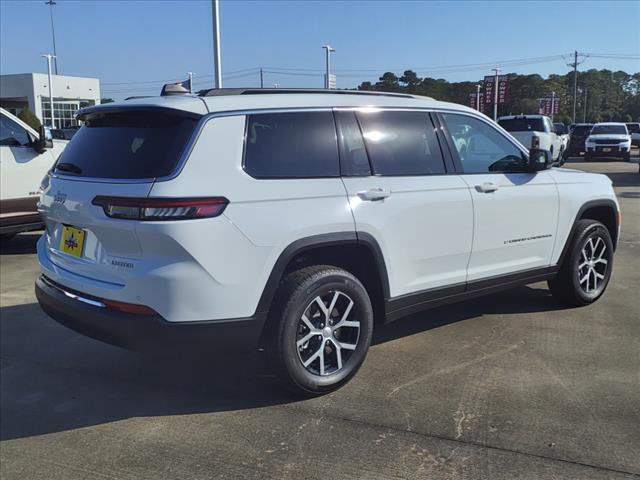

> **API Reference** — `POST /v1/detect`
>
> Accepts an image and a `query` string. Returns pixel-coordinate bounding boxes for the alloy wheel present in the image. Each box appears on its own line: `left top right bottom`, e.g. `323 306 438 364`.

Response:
296 290 360 376
578 235 609 294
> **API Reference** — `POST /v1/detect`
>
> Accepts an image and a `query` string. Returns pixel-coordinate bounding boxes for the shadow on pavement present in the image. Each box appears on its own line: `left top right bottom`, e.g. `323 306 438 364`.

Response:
0 231 41 255
0 284 562 441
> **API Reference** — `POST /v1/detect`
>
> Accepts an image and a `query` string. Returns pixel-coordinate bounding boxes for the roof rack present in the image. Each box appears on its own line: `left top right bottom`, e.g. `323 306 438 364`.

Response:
198 88 416 99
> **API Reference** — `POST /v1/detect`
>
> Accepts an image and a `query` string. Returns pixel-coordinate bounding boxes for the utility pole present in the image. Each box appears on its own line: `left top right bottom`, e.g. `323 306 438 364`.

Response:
492 68 500 121
550 91 556 122
583 87 588 122
187 72 194 93
323 45 335 89
476 84 481 112
42 54 56 128
211 0 222 88
45 1 58 74
572 50 578 123
260 68 264 88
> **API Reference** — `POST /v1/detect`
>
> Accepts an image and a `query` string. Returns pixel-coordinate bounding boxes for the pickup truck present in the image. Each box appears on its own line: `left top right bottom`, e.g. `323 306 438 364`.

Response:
498 115 565 165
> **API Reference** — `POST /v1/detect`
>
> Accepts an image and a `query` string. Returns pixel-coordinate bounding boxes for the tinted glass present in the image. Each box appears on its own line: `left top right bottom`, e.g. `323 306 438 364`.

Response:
571 125 592 136
0 113 30 146
356 111 445 176
335 111 370 176
244 112 339 178
626 123 640 133
55 111 198 179
442 113 527 173
591 125 627 135
498 118 546 132
553 123 567 134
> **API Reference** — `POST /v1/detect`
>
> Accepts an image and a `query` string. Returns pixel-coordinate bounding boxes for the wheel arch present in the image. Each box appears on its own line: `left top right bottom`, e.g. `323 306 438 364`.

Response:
557 199 619 266
255 232 390 346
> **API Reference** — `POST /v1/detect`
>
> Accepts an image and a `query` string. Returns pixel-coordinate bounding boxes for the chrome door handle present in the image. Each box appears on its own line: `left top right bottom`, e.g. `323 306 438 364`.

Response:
357 188 391 201
475 182 499 193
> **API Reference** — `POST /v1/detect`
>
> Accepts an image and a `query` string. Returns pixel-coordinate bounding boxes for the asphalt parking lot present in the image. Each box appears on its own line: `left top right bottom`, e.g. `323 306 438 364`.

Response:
1 157 639 480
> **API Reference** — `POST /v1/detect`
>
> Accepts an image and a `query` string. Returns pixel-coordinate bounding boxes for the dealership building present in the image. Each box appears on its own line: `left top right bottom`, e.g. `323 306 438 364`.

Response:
0 73 101 128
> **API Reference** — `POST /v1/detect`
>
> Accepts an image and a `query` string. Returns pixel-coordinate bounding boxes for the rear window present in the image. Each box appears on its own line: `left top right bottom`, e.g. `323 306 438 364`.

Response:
498 118 546 132
626 123 640 133
591 125 627 135
571 125 592 136
244 112 339 178
55 111 198 179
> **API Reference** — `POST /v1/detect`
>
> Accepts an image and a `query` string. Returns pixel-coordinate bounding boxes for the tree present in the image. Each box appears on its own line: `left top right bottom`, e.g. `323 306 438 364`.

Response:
17 108 41 131
355 68 639 121
100 98 115 104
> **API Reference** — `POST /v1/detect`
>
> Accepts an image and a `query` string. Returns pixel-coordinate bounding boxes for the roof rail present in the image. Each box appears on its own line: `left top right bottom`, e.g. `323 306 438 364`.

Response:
198 87 417 99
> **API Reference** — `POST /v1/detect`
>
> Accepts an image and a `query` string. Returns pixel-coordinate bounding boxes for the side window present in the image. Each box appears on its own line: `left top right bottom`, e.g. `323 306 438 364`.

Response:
356 111 446 176
244 112 339 178
335 111 371 176
0 114 30 146
441 113 527 174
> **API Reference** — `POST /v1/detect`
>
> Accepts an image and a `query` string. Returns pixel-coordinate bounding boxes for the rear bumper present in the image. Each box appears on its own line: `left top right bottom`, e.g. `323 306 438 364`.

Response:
35 276 267 352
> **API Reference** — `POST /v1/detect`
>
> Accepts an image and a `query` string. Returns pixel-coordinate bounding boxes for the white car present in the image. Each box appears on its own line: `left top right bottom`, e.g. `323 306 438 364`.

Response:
625 122 640 148
0 108 67 239
35 89 619 394
585 122 632 161
498 115 565 164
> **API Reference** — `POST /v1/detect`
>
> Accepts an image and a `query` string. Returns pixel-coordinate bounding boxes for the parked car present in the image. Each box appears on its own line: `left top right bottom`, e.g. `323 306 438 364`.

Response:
625 122 640 147
553 122 569 159
0 108 67 239
566 123 593 157
35 90 620 394
585 122 631 161
497 115 564 165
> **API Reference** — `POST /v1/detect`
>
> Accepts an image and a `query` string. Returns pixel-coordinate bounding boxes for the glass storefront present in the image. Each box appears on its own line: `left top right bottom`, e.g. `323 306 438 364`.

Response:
40 99 94 128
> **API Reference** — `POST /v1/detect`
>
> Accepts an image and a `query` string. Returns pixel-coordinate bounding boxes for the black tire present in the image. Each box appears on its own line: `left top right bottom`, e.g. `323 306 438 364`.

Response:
584 153 593 161
548 220 613 307
623 153 631 162
270 265 373 395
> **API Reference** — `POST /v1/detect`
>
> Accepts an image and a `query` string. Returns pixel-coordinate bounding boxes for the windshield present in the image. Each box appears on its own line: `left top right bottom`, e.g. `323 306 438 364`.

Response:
571 125 592 136
55 110 198 179
498 118 545 132
591 125 627 135
626 123 640 133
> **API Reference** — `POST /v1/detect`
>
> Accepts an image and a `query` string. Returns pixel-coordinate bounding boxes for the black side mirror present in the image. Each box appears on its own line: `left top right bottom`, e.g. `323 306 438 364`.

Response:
528 148 551 172
32 125 53 153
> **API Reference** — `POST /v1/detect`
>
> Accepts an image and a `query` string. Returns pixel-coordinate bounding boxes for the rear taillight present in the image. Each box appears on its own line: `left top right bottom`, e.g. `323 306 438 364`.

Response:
531 136 540 148
92 196 228 221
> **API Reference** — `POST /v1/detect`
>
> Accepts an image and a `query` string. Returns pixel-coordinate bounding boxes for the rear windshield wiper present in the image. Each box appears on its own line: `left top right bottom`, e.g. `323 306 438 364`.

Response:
55 162 83 175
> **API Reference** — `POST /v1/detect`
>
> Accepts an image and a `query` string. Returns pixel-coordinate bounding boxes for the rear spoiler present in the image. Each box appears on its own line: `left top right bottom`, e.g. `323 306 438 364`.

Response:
76 105 203 122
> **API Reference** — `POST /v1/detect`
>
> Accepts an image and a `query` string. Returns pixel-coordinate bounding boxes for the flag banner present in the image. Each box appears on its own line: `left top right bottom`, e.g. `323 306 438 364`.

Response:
483 75 510 104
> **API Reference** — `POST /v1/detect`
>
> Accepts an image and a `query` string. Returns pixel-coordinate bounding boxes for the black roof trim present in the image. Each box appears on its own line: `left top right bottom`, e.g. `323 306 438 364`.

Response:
198 88 416 99
76 104 203 121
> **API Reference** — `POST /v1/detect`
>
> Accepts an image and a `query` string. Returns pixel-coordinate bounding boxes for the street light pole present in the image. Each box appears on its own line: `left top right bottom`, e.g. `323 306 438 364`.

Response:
187 72 194 93
42 54 56 128
492 68 500 121
583 86 588 123
45 1 58 74
211 0 222 88
476 84 481 112
551 91 556 122
322 45 335 89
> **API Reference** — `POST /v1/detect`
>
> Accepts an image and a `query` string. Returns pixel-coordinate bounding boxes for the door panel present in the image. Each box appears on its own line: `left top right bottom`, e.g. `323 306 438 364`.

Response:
439 112 559 282
460 172 558 281
337 109 473 298
343 176 473 296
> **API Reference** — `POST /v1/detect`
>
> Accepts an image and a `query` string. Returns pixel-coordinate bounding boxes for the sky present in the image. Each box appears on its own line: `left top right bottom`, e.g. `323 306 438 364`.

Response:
1 0 639 101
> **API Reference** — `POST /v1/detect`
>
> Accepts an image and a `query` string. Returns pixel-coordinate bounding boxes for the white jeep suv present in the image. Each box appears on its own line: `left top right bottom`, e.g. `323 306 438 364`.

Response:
35 89 620 394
